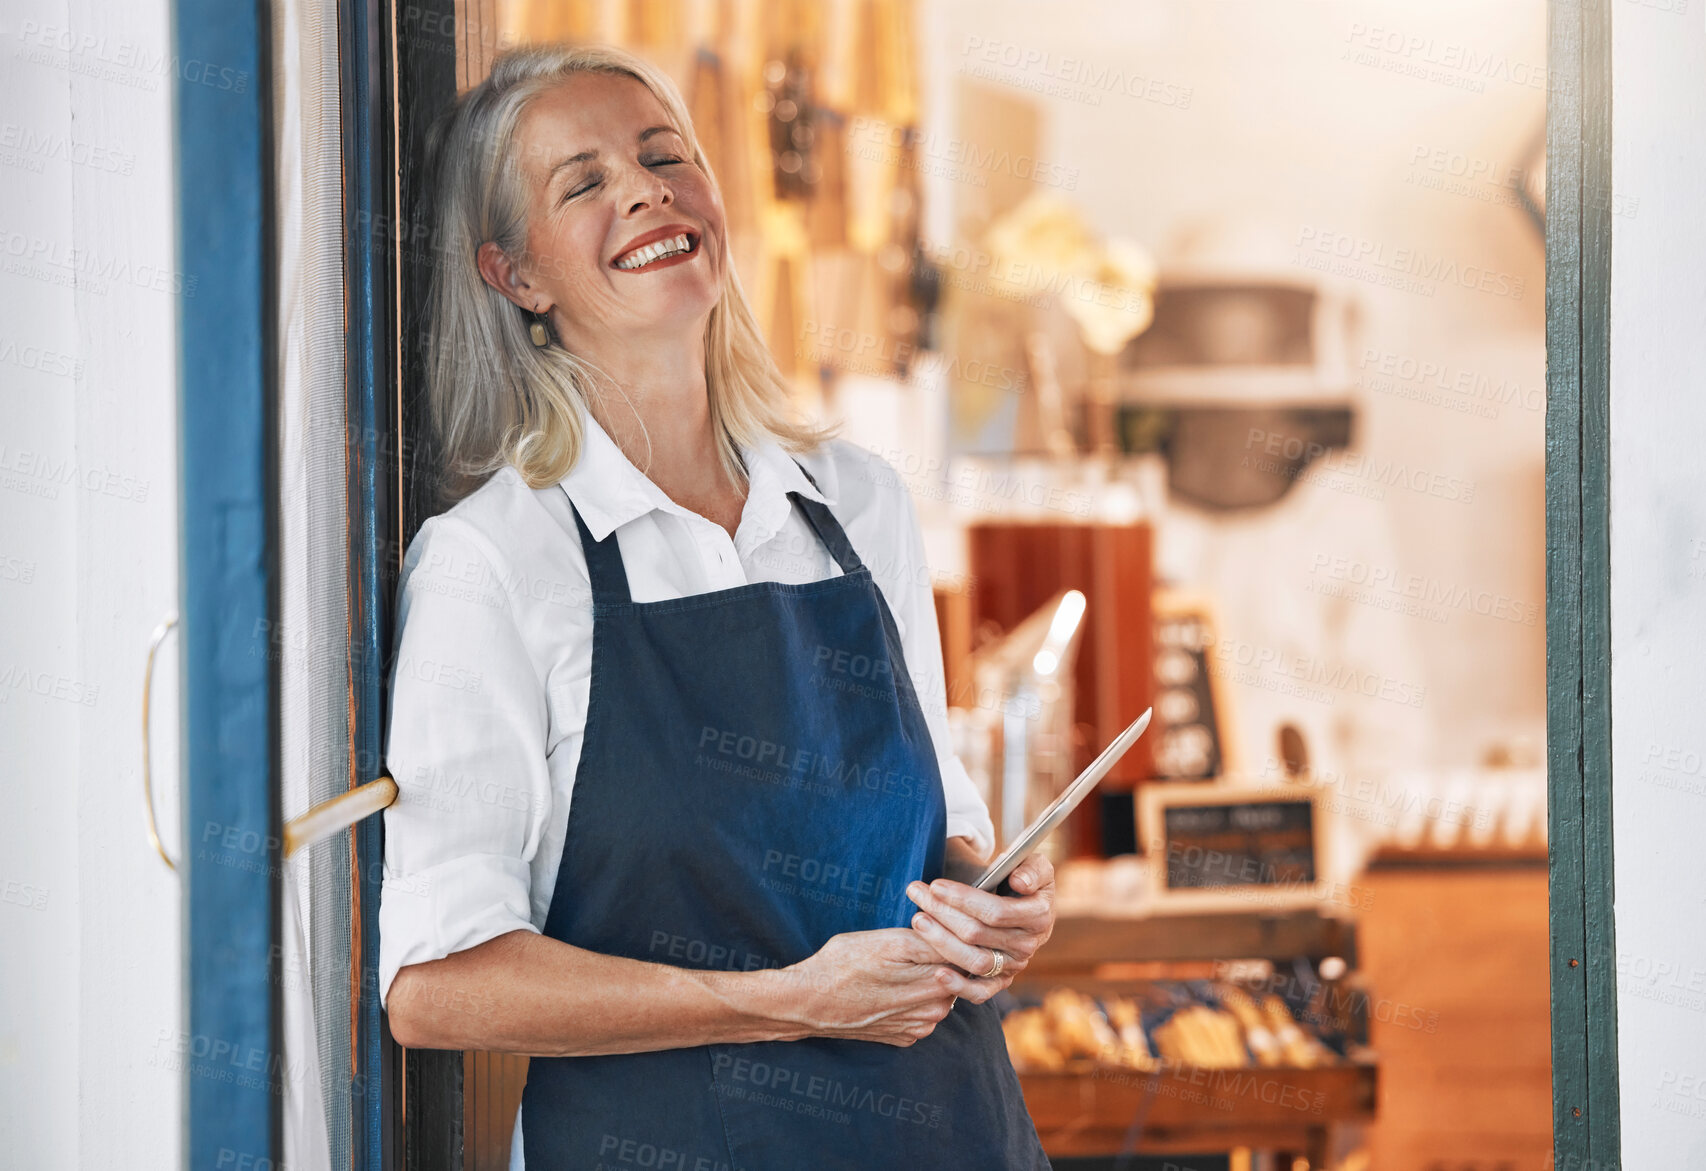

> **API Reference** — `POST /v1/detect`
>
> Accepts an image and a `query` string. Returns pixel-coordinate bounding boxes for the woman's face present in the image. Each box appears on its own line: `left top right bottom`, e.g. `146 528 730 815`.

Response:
496 71 725 356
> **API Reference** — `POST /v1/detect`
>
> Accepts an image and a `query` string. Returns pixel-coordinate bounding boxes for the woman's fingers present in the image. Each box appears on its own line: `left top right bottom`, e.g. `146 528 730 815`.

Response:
1007 853 1055 897
909 878 1048 932
797 926 1021 1045
873 926 948 968
905 880 1050 959
910 909 997 974
930 964 1007 1004
904 880 1018 941
863 931 977 1007
911 912 1030 987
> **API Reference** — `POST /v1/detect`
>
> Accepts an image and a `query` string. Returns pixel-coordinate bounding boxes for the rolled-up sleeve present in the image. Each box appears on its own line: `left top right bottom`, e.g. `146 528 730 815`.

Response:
378 515 551 1008
881 479 996 858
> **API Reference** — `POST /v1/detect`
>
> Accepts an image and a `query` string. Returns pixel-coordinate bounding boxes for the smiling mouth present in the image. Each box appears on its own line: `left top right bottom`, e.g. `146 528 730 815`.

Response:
611 232 699 271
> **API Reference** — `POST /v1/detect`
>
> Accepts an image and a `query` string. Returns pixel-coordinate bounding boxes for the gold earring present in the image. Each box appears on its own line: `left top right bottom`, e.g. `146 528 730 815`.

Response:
528 306 550 348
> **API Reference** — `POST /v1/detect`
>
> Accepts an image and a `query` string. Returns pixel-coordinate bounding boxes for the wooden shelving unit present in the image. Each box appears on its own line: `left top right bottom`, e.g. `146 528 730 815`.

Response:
1012 909 1374 1167
1019 909 1358 978
1021 1060 1377 1165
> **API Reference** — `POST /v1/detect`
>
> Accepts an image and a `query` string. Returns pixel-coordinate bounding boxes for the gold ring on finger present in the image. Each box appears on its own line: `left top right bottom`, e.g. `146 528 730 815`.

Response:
982 949 1006 979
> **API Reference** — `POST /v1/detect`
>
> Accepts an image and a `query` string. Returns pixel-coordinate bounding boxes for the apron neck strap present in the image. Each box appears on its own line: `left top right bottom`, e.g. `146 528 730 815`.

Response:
568 500 633 605
566 463 865 605
788 460 865 576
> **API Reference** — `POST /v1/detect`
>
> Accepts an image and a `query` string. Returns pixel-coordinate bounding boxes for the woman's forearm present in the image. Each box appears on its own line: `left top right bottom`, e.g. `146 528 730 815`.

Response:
387 838 991 1055
385 929 816 1056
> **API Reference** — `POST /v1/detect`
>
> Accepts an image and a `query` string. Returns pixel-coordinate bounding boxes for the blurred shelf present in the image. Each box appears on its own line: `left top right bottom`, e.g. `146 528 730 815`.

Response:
1022 910 1358 977
1367 843 1547 869
1020 1060 1378 1158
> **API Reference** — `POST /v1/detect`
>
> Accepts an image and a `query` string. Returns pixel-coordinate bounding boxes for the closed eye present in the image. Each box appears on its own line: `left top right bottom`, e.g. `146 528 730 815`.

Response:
564 157 684 201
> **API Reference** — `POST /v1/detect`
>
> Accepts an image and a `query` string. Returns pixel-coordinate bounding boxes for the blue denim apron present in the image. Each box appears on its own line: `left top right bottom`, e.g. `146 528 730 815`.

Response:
519 480 1048 1170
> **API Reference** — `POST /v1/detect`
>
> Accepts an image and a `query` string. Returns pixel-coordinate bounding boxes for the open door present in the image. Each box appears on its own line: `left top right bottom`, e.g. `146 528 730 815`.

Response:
174 0 403 1165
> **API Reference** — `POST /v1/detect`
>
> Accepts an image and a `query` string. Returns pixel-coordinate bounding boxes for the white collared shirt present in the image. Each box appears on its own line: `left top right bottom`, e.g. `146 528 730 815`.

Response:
376 413 995 1008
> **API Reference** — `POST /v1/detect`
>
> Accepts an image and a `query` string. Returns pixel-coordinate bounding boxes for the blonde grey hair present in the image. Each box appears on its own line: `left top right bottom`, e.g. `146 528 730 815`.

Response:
423 42 832 504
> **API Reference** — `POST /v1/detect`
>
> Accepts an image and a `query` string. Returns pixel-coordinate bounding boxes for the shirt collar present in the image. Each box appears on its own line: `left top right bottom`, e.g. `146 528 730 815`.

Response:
558 409 833 543
737 436 834 554
744 435 835 508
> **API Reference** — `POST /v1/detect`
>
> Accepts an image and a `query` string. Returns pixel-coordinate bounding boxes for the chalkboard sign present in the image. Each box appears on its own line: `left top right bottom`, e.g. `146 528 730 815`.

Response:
1139 783 1329 912
1160 799 1315 889
1151 593 1230 780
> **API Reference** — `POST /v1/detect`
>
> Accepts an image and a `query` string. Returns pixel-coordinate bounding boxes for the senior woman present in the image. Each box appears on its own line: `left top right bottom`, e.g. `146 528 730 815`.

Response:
378 43 1054 1169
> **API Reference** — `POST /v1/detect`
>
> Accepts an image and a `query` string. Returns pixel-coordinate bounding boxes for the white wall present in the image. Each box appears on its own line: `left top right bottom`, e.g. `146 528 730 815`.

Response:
916 0 1549 768
1610 1 1706 1164
0 0 183 1166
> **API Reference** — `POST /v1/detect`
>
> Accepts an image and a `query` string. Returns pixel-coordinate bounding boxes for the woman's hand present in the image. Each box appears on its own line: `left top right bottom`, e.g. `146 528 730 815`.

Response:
775 929 1002 1047
904 854 1057 994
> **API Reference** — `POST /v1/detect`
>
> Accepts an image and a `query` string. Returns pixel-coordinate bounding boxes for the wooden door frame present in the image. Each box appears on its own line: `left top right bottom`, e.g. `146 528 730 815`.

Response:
387 1 466 1168
342 0 402 1168
1545 0 1622 1167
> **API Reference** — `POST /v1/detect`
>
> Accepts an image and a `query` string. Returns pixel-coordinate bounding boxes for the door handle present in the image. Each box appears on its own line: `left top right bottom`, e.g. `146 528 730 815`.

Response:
142 613 179 871
283 775 398 859
143 610 398 868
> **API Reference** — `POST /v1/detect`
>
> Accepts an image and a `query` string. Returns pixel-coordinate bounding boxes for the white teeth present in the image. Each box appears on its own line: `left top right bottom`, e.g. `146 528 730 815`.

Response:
615 233 693 270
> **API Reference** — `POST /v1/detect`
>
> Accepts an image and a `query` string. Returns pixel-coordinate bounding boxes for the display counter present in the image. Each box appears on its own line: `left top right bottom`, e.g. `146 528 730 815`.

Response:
1005 908 1376 1167
1020 1061 1376 1165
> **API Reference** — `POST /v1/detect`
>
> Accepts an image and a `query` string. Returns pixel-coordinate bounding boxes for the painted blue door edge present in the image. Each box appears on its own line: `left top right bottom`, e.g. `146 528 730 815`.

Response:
171 0 279 1166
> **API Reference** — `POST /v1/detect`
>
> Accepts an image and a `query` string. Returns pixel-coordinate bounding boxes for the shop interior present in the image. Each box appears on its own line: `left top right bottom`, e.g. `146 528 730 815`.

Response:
442 1 1553 1167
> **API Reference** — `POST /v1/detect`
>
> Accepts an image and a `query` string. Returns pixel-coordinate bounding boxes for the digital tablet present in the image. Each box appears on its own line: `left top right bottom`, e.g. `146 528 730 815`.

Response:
974 708 1153 893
